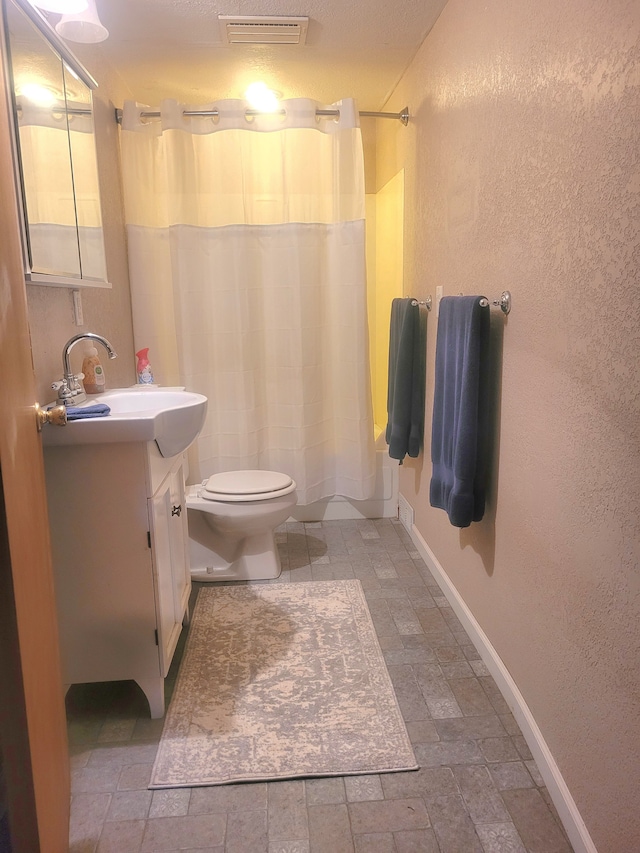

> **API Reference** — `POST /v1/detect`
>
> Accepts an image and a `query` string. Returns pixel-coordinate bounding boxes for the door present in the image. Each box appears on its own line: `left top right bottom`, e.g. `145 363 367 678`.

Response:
149 474 179 676
0 13 70 853
168 463 191 624
148 457 191 677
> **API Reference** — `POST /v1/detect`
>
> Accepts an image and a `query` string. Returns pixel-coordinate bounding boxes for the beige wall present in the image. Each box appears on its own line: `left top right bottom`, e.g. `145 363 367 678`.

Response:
377 0 640 850
26 50 135 402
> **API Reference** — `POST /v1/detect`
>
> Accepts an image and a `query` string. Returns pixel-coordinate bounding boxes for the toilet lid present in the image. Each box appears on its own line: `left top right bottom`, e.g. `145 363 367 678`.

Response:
202 470 294 502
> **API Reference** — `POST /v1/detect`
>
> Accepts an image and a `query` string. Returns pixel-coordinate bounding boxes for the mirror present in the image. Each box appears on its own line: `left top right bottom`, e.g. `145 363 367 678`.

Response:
3 0 109 286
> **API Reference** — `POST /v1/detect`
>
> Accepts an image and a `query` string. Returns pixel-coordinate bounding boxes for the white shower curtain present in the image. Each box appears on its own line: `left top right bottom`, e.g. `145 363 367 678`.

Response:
120 98 376 504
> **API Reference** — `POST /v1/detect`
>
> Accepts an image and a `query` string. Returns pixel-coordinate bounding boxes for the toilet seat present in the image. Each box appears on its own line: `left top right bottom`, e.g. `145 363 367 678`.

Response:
201 470 296 502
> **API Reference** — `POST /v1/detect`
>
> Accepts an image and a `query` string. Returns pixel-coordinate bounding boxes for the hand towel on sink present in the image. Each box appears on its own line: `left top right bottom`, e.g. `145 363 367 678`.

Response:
65 403 111 420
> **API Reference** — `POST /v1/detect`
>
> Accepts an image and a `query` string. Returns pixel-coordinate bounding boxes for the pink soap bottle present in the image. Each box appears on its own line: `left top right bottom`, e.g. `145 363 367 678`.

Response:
136 348 155 385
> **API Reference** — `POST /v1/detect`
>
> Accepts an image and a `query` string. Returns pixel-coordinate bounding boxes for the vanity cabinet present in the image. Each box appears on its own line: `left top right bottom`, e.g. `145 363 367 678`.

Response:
44 440 191 718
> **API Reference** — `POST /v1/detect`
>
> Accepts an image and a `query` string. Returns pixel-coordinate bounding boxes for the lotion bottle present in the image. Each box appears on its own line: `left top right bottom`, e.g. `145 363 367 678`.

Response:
82 344 106 394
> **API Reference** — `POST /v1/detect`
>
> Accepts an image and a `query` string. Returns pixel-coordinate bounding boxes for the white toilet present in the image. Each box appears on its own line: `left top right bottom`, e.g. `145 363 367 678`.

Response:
186 469 297 581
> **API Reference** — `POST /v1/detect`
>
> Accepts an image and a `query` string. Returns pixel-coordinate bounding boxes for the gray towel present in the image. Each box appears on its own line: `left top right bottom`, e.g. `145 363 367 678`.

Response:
429 296 490 527
386 298 426 461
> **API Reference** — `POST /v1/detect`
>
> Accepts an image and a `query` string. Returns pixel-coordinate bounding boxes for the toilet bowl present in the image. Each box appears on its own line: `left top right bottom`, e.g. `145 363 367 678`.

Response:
186 470 297 581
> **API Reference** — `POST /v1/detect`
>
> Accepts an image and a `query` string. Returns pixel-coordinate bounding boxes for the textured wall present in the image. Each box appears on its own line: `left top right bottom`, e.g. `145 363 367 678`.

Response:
26 51 135 402
377 0 640 849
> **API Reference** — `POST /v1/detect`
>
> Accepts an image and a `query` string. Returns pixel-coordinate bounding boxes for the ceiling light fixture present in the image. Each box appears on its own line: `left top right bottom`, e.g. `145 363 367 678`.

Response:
245 82 281 112
31 0 88 13
55 0 108 43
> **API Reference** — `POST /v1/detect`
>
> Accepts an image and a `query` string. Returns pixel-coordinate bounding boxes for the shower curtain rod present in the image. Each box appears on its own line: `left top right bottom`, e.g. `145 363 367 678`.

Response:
114 106 409 125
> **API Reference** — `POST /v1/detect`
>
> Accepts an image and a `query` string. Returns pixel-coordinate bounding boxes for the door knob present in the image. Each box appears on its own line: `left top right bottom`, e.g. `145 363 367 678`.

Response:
35 402 67 431
171 504 182 517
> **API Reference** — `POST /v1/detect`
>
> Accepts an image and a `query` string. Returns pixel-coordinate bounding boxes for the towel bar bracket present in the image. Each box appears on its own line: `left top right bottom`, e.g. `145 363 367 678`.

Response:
480 291 511 314
410 296 432 310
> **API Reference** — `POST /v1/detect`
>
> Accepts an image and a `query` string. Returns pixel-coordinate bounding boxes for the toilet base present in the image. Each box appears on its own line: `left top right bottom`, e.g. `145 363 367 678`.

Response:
189 530 283 582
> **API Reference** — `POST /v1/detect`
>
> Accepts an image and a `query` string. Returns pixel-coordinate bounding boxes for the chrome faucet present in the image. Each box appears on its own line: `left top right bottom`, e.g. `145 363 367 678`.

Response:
53 333 117 406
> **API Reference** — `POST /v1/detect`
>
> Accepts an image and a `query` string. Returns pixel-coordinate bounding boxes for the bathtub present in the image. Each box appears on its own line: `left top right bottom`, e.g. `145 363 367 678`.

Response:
290 426 399 522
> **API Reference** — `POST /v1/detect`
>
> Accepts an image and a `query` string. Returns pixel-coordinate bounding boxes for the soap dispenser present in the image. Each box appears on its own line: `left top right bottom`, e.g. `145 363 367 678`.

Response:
82 344 106 395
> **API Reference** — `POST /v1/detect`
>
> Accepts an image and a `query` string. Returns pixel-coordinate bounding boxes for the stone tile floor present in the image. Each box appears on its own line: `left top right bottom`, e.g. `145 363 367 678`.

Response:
67 518 574 852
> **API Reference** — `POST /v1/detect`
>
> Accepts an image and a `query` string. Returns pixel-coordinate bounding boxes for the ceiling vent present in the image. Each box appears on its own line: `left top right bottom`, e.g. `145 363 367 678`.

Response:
218 15 309 45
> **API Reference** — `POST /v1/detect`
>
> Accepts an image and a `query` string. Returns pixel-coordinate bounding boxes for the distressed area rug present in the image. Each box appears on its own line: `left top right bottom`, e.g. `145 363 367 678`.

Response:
150 580 417 788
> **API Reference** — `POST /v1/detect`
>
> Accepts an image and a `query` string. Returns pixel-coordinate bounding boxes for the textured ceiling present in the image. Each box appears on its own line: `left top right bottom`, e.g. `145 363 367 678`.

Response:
92 0 449 108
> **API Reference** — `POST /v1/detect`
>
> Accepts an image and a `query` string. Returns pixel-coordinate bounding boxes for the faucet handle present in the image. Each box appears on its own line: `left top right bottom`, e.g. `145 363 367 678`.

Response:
53 374 83 389
51 379 74 403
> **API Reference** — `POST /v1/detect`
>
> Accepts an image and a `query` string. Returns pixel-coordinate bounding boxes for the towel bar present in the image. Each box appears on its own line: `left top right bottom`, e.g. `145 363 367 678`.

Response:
410 297 432 310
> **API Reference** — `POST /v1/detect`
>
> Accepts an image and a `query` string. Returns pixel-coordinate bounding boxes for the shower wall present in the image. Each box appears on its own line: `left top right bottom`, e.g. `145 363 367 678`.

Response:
371 169 404 428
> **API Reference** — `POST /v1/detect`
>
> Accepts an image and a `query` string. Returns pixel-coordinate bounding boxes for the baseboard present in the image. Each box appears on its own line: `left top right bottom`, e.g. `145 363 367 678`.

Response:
407 521 597 853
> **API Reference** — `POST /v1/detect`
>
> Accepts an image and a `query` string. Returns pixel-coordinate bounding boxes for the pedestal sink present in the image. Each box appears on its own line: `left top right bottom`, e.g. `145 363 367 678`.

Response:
42 386 208 458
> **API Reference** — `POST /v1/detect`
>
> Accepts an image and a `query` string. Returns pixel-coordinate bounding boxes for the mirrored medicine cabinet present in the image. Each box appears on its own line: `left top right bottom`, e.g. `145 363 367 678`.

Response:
2 0 109 287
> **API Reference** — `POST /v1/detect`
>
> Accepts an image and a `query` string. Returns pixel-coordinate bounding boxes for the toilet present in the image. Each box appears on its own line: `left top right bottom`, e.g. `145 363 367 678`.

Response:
185 470 297 581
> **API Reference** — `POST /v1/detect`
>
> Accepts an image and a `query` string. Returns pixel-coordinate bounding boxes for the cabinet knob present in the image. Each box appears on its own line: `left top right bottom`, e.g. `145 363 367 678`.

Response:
171 504 182 517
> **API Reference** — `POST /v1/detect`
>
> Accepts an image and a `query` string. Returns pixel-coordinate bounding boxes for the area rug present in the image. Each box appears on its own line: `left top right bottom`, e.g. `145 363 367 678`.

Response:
150 580 417 788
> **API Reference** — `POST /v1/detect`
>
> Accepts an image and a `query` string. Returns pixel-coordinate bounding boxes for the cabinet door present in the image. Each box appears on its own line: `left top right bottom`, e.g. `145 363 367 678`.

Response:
168 464 191 623
148 459 191 677
149 479 177 676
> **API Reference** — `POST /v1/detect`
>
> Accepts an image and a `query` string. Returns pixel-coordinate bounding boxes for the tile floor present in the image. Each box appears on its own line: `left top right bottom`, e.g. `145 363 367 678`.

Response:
67 518 575 853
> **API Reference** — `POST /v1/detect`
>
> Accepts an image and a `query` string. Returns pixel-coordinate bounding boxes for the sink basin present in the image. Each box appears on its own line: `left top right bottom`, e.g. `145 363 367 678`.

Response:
42 387 208 458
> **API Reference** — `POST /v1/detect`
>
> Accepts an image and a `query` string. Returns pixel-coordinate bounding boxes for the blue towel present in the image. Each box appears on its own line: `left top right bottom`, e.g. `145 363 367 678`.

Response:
386 298 427 461
65 403 111 420
430 296 490 527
